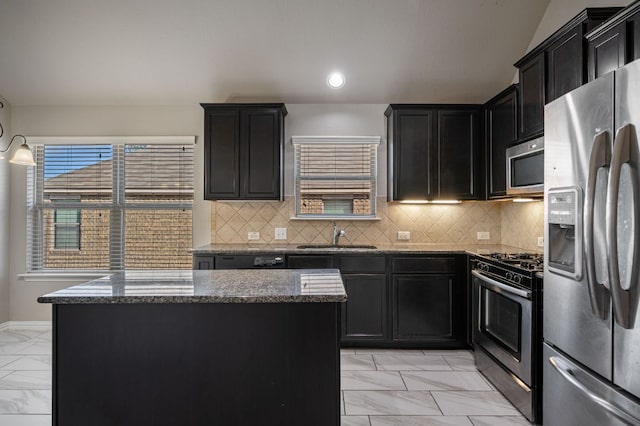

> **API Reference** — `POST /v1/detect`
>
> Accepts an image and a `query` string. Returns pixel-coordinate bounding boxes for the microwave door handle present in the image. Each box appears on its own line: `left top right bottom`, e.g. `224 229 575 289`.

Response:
548 356 640 424
584 131 611 319
606 124 640 329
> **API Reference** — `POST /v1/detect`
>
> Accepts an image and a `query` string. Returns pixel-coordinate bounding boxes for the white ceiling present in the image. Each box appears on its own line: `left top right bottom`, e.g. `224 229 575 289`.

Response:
0 0 550 106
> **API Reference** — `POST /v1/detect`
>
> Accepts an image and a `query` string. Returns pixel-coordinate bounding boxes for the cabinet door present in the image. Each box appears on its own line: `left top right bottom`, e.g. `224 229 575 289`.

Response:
436 110 480 199
588 22 626 81
393 110 434 200
518 54 545 139
287 255 336 269
392 274 456 342
547 25 584 102
631 13 640 62
241 109 281 199
204 110 240 199
341 274 387 342
486 87 518 198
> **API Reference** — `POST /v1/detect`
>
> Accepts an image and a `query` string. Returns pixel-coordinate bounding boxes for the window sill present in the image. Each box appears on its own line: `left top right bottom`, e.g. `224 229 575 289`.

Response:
18 272 111 282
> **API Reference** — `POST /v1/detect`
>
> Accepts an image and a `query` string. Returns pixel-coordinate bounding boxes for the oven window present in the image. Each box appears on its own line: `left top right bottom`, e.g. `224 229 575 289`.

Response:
511 151 543 187
481 287 521 357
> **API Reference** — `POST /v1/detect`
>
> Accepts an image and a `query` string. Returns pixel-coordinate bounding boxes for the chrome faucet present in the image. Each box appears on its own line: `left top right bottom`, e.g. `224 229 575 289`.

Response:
332 221 346 246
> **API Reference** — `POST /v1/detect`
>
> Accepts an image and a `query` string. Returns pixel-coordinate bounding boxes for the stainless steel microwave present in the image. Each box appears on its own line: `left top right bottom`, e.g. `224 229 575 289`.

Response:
506 137 544 195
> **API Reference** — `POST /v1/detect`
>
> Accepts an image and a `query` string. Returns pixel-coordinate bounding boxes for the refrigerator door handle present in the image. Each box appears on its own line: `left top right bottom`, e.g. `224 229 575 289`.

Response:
549 356 640 425
584 130 611 319
606 124 640 329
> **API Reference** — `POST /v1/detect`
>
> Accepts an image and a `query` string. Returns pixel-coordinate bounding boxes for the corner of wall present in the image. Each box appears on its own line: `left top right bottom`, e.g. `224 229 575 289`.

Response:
0 95 11 323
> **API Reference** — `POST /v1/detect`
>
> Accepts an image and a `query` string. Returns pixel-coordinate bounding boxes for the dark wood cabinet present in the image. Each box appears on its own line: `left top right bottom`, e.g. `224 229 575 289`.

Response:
392 274 455 342
485 85 518 198
341 274 387 342
515 53 545 140
587 2 640 81
390 109 434 200
436 109 482 199
287 255 336 269
201 103 287 200
390 255 466 347
338 255 387 343
514 8 621 140
547 26 584 102
193 251 469 348
386 105 482 201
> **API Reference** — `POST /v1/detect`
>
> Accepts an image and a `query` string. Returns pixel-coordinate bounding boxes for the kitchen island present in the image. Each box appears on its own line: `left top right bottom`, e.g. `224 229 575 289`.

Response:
38 269 346 426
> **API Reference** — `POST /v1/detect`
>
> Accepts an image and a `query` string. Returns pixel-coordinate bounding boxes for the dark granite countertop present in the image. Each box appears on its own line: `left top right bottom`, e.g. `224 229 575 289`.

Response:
191 243 539 256
37 269 346 304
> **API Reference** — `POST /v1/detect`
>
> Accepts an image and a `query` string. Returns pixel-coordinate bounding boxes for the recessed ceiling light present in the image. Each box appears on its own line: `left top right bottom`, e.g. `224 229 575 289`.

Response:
327 72 345 89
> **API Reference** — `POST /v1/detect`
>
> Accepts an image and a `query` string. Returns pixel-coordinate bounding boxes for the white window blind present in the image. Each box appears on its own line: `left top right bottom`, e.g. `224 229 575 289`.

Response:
292 136 380 218
27 141 194 272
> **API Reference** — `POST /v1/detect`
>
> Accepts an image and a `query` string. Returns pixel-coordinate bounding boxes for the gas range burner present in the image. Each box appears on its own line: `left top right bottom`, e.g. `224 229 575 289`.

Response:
487 252 544 271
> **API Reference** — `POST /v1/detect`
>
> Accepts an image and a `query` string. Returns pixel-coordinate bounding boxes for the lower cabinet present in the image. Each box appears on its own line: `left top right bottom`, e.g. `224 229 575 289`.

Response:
392 274 455 342
341 274 387 342
193 252 468 348
391 255 467 348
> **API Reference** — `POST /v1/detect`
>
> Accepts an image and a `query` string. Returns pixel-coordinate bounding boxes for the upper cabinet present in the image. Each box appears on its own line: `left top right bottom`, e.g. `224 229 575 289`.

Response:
386 105 482 201
514 7 621 140
201 103 287 200
515 53 545 140
587 2 640 81
485 85 518 199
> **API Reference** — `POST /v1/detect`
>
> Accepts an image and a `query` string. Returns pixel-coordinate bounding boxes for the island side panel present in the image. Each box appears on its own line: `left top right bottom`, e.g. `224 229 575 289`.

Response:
52 302 340 426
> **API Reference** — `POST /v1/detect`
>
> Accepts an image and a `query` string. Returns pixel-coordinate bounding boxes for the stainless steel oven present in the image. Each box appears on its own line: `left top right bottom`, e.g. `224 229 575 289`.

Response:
506 137 544 196
472 269 533 385
471 254 543 423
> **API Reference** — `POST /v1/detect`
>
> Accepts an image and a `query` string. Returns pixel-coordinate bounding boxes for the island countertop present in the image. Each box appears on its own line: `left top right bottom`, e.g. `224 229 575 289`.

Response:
37 269 347 304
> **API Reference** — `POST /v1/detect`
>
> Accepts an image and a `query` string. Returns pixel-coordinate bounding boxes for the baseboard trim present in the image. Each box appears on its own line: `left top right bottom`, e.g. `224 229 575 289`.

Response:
0 321 52 329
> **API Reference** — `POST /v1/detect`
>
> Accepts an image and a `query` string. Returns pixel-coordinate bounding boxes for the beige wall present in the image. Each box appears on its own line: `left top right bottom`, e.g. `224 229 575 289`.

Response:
0 96 10 323
501 201 544 253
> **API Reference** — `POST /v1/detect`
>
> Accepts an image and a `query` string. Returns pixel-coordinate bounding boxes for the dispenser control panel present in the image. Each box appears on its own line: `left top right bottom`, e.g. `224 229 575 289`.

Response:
548 190 579 225
547 186 582 280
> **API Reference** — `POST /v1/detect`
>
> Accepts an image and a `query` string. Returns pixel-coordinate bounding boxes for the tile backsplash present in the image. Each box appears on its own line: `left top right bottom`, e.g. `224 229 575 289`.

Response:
209 198 545 251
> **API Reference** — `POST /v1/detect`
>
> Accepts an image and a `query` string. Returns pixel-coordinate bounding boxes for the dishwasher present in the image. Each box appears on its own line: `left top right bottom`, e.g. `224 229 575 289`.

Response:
214 255 285 269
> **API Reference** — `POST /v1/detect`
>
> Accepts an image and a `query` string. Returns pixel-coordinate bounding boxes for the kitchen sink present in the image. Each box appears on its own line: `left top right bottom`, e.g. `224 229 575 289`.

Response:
296 244 377 250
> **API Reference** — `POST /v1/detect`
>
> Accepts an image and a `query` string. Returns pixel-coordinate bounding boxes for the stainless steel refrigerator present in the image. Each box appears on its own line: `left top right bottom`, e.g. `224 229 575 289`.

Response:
544 58 640 425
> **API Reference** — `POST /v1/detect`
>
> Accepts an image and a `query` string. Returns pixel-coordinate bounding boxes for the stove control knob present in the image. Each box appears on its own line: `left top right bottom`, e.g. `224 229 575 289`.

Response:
482 263 489 271
514 275 522 284
506 272 513 280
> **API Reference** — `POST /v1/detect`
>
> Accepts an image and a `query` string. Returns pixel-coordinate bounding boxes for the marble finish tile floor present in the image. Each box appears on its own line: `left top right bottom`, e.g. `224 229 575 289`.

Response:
341 348 529 425
0 326 528 425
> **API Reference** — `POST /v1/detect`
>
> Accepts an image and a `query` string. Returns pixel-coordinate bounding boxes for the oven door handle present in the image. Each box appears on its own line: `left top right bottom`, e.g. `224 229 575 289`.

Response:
549 355 640 425
472 270 532 300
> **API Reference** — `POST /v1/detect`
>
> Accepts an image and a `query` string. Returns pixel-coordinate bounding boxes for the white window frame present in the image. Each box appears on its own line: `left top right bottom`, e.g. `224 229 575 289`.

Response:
291 136 380 220
25 136 195 274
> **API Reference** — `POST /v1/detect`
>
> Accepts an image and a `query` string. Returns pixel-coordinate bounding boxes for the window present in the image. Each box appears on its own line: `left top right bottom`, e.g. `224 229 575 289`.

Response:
54 208 80 250
27 137 194 272
292 136 380 218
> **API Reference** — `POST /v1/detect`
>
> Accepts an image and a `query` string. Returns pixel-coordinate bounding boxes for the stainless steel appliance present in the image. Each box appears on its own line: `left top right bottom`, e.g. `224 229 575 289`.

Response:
506 137 545 196
471 253 543 423
544 58 640 425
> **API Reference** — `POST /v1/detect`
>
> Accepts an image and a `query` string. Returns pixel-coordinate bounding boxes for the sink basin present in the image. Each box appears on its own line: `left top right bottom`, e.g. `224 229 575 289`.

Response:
296 244 377 250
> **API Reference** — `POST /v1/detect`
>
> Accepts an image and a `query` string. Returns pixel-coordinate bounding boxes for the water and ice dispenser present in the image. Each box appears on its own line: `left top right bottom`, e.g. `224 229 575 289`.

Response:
548 187 583 279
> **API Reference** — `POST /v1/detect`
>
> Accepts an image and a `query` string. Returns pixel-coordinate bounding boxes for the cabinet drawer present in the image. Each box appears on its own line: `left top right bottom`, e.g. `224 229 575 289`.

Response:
339 256 386 273
392 257 456 274
287 255 336 269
